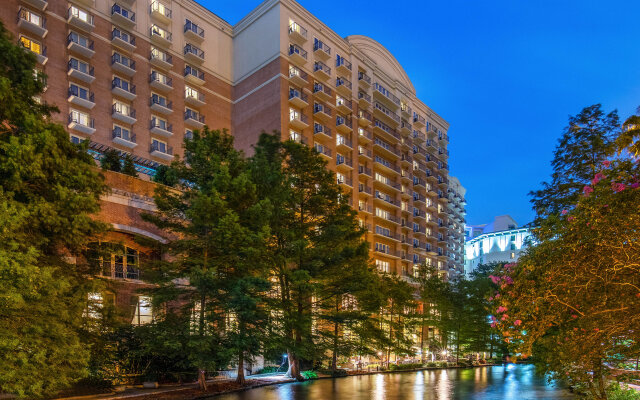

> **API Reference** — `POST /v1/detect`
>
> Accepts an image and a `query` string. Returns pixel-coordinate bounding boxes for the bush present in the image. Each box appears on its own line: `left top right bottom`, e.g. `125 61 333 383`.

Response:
607 383 640 400
301 371 318 380
437 361 448 368
318 369 348 377
255 366 279 375
425 362 438 368
389 363 422 371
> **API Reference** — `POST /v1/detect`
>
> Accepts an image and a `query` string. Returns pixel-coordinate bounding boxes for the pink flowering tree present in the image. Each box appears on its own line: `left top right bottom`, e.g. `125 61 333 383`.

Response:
495 159 640 400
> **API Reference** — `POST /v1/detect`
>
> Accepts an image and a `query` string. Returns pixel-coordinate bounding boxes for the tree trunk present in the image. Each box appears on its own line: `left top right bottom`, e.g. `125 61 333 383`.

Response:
419 308 426 364
236 351 245 385
198 369 207 391
286 350 303 381
456 322 460 365
331 297 340 373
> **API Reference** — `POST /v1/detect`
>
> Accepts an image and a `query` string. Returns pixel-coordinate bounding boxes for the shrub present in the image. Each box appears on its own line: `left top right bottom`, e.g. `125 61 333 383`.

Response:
389 363 422 371
437 361 448 368
301 371 318 380
425 362 438 368
318 369 348 377
607 383 640 400
255 366 279 375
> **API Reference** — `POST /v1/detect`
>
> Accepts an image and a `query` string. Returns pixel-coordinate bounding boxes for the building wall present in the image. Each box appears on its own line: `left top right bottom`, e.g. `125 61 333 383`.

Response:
464 228 532 275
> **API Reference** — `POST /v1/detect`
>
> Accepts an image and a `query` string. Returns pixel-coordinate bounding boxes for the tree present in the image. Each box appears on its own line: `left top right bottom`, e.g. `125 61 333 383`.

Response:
529 104 619 224
143 128 271 389
122 153 138 177
616 107 640 156
495 159 640 400
0 22 107 398
249 132 375 380
100 149 122 173
152 164 178 187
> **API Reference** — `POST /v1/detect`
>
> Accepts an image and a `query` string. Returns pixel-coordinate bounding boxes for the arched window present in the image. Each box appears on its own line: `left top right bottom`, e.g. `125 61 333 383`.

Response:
89 242 140 280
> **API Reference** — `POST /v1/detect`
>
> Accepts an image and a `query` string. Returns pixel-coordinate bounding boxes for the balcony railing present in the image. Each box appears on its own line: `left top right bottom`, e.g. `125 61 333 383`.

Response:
358 71 371 85
288 44 307 60
150 96 171 109
184 44 204 59
336 56 352 71
112 127 136 143
150 142 173 155
111 28 136 46
313 38 331 55
185 109 204 123
111 78 135 94
111 53 135 71
314 60 331 76
184 65 204 81
184 20 204 38
288 22 307 39
336 77 352 91
111 4 135 22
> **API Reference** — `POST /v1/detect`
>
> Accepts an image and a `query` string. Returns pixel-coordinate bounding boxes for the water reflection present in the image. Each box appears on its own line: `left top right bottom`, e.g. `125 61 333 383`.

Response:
212 365 575 400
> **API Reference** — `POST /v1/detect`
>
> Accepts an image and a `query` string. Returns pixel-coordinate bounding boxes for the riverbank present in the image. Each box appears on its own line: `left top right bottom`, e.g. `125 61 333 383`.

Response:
55 364 501 400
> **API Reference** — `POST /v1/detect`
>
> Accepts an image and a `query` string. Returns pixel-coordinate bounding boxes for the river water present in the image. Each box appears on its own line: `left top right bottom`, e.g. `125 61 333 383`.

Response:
213 364 575 400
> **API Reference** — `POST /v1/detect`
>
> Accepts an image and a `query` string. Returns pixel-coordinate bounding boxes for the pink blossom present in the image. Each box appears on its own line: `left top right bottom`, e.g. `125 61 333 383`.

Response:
630 183 640 189
489 275 501 284
568 216 575 222
514 320 522 326
602 160 611 168
490 322 498 328
496 306 508 314
501 314 509 321
561 209 568 215
583 186 594 196
503 276 514 285
612 182 626 193
494 294 501 299
592 172 606 185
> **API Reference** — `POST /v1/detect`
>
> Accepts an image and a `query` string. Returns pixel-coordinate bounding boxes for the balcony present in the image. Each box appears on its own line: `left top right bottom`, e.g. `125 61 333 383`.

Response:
313 82 333 102
149 72 172 92
288 44 307 65
337 176 353 189
336 155 353 170
67 114 95 135
358 146 372 160
314 143 332 158
150 25 172 47
184 20 204 42
358 165 372 177
313 38 331 59
150 118 172 137
336 56 352 75
150 1 172 23
374 101 401 127
401 103 412 118
373 83 401 109
184 65 205 85
150 51 172 70
413 113 426 128
358 128 372 143
111 29 136 52
358 110 372 127
67 87 95 109
313 61 331 81
335 97 352 114
112 104 136 125
112 127 136 148
22 0 47 11
111 79 136 100
288 88 308 108
111 4 135 28
185 90 205 107
373 138 400 160
358 71 371 88
289 111 308 130
373 157 402 177
358 203 372 214
150 142 173 161
336 136 353 151
184 109 205 129
149 96 172 115
288 66 308 87
67 34 94 57
288 22 307 43
17 9 48 38
358 91 371 108
313 103 332 123
336 77 352 96
111 53 135 76
359 184 372 195
400 120 412 135
184 44 205 64
67 60 94 84
313 123 332 139
67 7 94 32
336 116 352 134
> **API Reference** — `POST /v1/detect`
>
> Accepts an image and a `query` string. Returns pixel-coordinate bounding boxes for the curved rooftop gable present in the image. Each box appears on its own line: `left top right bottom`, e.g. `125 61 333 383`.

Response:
346 35 415 95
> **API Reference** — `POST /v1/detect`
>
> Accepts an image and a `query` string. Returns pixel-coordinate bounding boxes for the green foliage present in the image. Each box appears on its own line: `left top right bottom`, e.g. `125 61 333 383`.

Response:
301 370 318 380
0 21 107 398
152 164 179 187
100 149 122 173
605 384 640 400
254 366 280 374
122 154 138 177
529 104 619 223
389 363 422 371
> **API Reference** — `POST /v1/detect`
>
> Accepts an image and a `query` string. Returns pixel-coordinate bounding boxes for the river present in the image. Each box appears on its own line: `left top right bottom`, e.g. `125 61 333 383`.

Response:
212 364 575 400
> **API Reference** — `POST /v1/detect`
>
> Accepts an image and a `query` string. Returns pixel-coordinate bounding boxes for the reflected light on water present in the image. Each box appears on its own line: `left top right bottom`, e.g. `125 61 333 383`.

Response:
374 372 385 400
413 371 424 400
437 370 451 400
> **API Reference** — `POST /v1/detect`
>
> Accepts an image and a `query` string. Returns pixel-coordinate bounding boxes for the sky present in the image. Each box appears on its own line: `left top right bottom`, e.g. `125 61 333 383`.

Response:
200 0 640 226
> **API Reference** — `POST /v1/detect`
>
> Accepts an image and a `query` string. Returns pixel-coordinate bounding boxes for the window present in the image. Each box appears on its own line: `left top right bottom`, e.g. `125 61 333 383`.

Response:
113 124 132 141
151 138 167 153
151 24 170 40
69 5 91 23
69 31 90 48
70 135 82 144
69 83 90 100
113 100 131 116
151 116 168 130
289 130 301 143
185 85 199 99
375 259 390 273
289 108 300 121
113 75 131 91
90 242 140 280
510 252 515 259
132 296 153 325
70 109 90 126
185 129 193 140
19 36 42 54
69 57 89 74
151 46 169 62
20 8 42 26
151 92 168 107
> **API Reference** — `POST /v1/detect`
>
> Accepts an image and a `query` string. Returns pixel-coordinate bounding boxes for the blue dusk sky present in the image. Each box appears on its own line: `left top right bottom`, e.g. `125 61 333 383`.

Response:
200 0 640 226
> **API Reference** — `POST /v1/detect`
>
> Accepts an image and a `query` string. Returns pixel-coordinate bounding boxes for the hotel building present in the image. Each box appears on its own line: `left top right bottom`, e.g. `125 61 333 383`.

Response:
1 0 462 311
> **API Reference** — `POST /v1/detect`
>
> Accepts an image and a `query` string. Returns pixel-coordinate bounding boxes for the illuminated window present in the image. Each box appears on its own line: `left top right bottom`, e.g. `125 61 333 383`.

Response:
19 36 42 55
90 242 140 280
132 296 153 325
